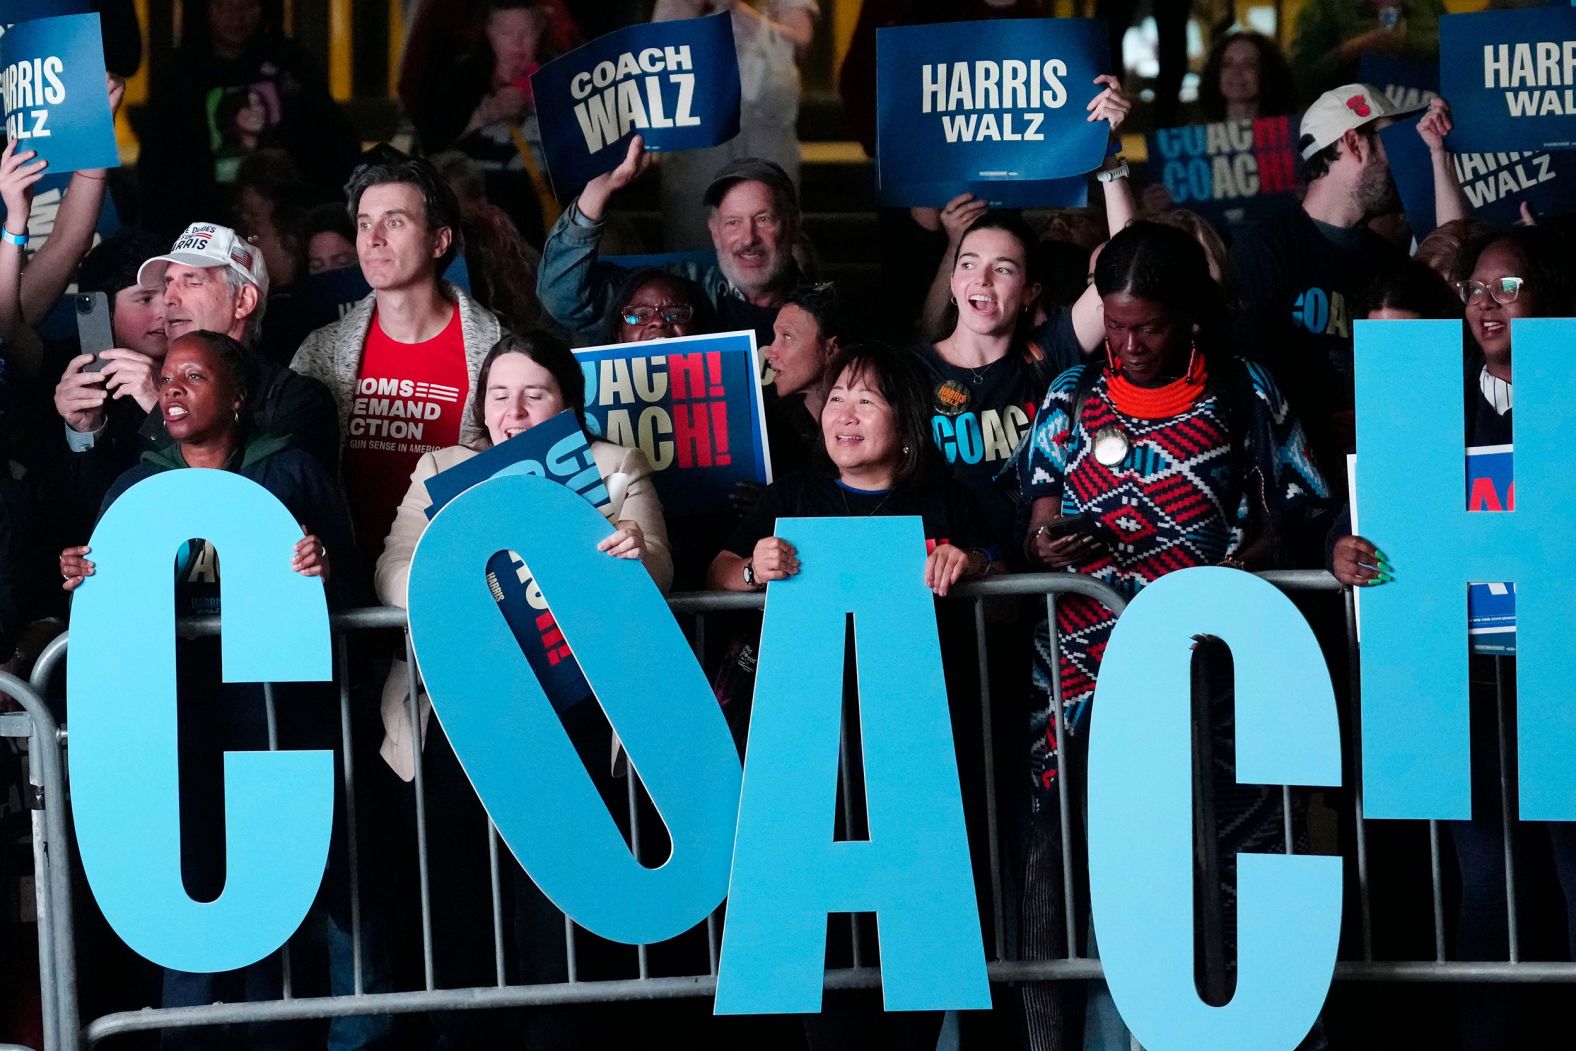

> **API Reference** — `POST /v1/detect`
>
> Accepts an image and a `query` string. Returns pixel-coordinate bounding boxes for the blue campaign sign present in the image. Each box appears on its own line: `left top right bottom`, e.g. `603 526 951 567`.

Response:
1380 116 1576 235
423 412 613 712
1441 8 1576 153
0 13 118 172
1358 52 1437 110
875 18 1108 208
1137 115 1302 233
576 329 771 517
531 12 740 198
1467 445 1516 655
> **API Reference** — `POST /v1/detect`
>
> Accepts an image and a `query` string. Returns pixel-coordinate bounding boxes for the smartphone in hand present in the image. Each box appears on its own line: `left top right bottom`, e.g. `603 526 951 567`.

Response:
75 292 113 373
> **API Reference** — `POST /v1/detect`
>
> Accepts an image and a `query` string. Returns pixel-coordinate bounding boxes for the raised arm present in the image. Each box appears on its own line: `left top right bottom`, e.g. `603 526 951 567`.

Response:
20 76 123 327
1416 96 1469 231
536 136 651 335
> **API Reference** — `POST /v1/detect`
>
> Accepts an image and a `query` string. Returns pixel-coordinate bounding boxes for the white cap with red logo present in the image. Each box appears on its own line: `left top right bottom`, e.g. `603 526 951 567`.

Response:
1298 83 1429 160
137 222 270 295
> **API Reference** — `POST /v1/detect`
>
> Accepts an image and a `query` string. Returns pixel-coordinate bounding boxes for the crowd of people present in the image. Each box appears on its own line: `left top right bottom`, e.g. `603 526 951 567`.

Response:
0 1 1567 1049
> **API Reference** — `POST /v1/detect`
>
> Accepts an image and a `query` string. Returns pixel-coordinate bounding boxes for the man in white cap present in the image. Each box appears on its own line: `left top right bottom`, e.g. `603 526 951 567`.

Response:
57 221 338 473
1230 85 1463 493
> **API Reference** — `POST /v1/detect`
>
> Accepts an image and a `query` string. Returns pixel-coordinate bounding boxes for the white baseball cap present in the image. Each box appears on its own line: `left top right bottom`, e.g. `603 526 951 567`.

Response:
137 222 270 296
1298 83 1429 160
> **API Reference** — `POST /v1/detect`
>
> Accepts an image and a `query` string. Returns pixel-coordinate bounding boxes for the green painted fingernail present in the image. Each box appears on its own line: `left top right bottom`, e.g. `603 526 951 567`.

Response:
1374 572 1392 585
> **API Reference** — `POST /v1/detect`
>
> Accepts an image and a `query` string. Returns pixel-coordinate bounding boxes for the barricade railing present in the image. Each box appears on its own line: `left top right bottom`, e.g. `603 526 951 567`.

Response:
14 571 1569 1048
0 671 75 1051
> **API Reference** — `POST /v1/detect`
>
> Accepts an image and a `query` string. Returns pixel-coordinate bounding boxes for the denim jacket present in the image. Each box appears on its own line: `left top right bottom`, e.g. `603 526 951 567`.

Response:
535 199 797 346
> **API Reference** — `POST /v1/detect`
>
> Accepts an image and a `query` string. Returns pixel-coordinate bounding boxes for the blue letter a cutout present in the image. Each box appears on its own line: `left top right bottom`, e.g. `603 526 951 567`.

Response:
716 517 989 1014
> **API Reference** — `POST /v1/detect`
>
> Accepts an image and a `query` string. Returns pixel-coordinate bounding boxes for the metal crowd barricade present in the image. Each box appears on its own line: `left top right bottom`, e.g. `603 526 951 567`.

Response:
11 571 1570 1048
0 669 75 1051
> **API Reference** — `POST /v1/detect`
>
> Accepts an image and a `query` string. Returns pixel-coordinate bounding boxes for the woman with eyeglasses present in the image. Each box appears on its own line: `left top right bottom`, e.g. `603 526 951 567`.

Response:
1332 227 1575 587
600 267 717 345
1329 225 1576 1050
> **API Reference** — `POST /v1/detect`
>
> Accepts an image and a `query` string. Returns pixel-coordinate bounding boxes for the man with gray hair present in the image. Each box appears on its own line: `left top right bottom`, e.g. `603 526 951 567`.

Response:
537 135 805 346
57 221 338 472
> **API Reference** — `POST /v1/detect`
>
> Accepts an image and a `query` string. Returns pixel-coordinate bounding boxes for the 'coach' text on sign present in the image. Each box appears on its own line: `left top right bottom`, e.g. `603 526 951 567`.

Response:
575 330 770 518
533 13 740 197
1139 116 1301 231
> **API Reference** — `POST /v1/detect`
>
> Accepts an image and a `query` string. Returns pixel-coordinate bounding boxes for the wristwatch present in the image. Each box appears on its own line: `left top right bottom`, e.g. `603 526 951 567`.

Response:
743 559 762 590
1096 159 1130 183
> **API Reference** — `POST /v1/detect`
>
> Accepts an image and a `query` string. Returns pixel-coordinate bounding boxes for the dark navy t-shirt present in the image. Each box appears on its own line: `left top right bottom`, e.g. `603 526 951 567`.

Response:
912 308 1082 546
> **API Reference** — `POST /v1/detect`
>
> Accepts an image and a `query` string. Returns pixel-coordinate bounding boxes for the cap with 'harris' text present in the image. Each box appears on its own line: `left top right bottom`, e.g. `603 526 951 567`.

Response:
1298 83 1429 159
137 223 271 296
703 157 798 211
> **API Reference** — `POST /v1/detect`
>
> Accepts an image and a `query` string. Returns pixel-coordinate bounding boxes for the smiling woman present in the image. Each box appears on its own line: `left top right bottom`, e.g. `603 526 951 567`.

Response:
708 342 999 598
370 328 672 1045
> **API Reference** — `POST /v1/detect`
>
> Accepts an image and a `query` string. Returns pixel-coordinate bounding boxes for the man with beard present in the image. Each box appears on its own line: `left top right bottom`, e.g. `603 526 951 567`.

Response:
1230 85 1455 493
537 134 803 347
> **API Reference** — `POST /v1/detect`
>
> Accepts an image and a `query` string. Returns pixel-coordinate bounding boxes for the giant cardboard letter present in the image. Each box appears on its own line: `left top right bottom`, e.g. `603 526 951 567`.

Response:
1355 317 1576 820
408 474 740 943
68 471 334 971
1088 568 1341 1050
716 517 989 1013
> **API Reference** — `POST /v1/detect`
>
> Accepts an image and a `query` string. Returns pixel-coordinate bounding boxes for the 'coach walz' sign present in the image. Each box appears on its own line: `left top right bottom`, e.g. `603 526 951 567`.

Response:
875 18 1109 208
532 12 740 198
0 12 118 171
1441 7 1576 153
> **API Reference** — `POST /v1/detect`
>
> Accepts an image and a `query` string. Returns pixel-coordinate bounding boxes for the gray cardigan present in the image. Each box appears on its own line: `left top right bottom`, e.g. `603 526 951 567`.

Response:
289 284 503 454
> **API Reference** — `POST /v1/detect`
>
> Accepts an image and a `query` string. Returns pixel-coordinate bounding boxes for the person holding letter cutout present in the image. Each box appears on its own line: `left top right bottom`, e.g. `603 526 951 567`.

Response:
374 329 671 1047
709 341 998 597
1329 226 1576 1051
58 329 387 1048
1017 221 1332 1050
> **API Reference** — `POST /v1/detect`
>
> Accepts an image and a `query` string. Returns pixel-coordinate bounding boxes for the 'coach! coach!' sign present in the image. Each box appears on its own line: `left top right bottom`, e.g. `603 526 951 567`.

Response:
0 13 117 172
876 18 1109 208
1442 7 1576 153
532 12 740 198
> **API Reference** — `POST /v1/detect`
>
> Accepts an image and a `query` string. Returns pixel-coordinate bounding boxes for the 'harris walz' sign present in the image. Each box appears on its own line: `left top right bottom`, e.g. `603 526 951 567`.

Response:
532 12 740 198
1441 8 1576 153
1381 115 1576 232
875 18 1108 208
0 12 118 171
1138 115 1301 232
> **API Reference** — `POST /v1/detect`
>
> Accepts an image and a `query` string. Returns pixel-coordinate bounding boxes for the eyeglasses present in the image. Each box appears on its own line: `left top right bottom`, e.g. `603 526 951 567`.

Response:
1457 276 1524 307
621 304 694 325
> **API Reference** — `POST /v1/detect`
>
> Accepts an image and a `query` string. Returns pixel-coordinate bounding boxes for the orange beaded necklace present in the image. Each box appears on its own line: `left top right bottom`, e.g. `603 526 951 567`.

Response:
1105 347 1209 419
